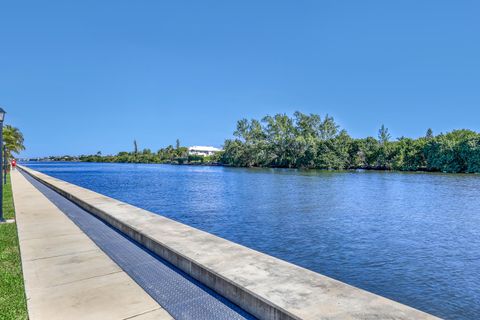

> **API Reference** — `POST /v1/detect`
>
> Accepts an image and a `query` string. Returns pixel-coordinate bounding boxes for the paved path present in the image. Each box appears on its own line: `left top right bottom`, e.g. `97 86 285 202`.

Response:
12 169 172 320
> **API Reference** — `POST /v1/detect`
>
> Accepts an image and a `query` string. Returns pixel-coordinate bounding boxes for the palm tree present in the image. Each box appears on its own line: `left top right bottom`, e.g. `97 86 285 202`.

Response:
3 125 25 159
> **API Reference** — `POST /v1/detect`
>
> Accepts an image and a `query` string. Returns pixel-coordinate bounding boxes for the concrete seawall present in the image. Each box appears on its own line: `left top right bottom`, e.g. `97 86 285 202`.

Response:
18 165 439 320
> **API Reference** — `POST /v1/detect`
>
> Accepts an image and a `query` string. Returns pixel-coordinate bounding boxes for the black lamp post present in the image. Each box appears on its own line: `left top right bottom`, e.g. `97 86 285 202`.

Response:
0 107 6 222
3 145 6 185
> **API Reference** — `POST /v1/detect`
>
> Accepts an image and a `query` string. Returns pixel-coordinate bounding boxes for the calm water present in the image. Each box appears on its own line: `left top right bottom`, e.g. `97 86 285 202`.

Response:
24 162 480 319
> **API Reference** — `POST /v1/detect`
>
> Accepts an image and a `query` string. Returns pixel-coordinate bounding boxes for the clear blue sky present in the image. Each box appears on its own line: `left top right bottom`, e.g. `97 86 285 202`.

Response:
1 1 479 157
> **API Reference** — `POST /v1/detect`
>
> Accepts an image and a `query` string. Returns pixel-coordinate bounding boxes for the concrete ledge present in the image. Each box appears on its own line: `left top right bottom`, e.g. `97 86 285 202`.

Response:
18 165 439 320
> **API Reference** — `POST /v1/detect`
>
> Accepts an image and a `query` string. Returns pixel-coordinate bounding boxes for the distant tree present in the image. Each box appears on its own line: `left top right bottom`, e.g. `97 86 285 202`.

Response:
378 125 391 144
319 115 339 141
392 137 427 171
426 128 434 139
262 114 296 167
373 125 392 169
133 140 138 154
176 139 180 150
424 129 479 173
294 111 320 139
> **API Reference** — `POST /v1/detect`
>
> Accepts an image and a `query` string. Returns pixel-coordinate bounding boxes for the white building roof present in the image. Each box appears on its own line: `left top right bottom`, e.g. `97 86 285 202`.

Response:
188 146 222 152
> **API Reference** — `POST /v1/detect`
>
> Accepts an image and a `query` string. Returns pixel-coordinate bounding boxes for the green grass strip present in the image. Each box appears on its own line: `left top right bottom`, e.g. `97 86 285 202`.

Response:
0 173 28 320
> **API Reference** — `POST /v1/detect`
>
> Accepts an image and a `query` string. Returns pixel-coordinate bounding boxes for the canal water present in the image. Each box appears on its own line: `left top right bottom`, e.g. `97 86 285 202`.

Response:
24 162 480 319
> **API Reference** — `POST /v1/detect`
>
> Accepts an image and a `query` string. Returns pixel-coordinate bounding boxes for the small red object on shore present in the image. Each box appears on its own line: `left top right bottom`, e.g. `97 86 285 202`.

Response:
11 159 16 167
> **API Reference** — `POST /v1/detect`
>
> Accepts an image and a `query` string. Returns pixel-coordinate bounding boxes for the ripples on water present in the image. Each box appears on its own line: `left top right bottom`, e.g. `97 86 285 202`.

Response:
25 162 480 319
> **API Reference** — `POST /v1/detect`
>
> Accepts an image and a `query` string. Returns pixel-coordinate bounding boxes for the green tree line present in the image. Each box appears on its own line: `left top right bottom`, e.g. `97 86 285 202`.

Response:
221 112 480 173
79 140 221 164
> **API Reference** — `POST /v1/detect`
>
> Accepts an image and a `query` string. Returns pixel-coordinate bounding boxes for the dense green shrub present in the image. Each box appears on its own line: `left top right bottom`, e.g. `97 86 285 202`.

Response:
221 112 480 173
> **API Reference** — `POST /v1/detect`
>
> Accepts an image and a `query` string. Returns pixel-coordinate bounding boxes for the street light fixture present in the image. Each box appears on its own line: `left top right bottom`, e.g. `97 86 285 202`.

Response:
0 107 6 222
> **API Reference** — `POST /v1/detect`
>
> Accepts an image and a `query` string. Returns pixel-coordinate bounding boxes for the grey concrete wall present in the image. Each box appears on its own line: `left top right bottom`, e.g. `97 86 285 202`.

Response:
18 165 440 320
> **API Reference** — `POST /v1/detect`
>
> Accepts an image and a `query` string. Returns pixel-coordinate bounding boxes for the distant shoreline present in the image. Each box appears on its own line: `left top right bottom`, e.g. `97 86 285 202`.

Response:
21 111 480 174
22 159 480 175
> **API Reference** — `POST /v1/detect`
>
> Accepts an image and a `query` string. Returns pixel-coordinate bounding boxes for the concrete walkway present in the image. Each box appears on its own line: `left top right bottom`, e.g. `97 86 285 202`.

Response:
11 169 173 320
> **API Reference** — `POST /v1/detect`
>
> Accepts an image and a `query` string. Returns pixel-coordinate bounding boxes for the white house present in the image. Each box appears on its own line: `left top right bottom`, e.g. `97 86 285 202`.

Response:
188 146 222 156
